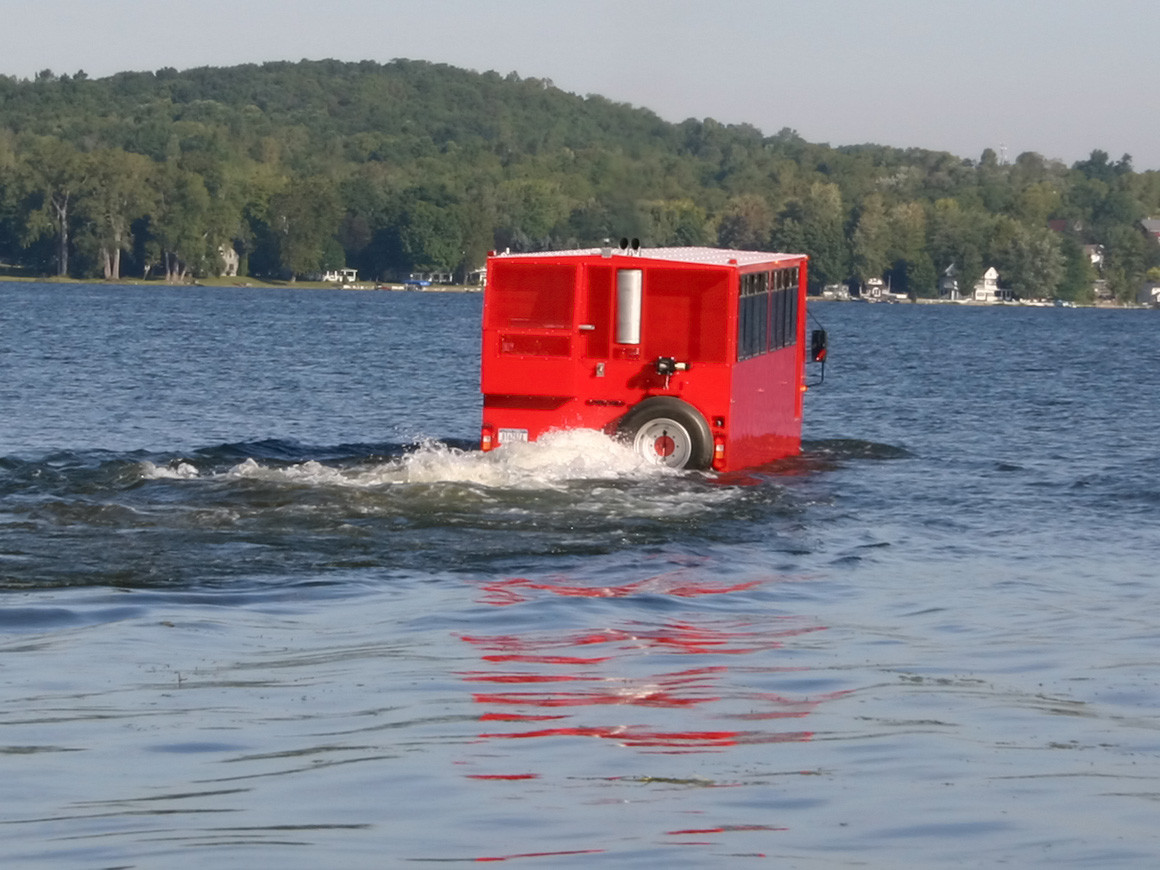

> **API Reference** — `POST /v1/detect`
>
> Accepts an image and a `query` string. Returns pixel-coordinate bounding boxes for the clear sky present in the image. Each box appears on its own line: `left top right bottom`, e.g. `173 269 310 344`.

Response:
2 0 1157 169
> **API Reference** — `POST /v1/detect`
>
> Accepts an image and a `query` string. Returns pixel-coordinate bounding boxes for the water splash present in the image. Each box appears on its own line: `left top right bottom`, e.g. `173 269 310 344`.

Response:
138 429 680 490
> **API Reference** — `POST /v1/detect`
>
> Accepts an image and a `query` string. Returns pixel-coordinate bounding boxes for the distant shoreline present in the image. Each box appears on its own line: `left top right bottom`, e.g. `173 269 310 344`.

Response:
0 275 482 293
0 276 1145 306
811 296 1151 310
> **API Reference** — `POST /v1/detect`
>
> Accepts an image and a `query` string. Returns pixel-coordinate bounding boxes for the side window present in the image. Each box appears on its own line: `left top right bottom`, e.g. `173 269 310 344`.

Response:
770 267 799 351
784 267 798 347
737 271 770 359
738 266 800 359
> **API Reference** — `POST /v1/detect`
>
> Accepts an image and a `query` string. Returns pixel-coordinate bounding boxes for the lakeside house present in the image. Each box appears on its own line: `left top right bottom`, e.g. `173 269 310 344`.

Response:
322 268 359 283
1083 244 1105 270
1139 282 1160 307
407 270 454 285
219 245 239 277
1142 219 1160 245
862 277 887 300
856 276 907 302
973 266 1013 303
939 264 963 301
939 264 1011 303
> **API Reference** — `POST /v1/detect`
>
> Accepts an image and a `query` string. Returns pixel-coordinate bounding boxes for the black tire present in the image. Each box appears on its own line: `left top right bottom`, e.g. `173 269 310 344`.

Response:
618 397 713 470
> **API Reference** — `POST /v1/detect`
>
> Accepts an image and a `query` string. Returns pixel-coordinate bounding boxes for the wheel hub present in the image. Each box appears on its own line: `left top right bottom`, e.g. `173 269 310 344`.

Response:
633 417 693 468
653 434 676 457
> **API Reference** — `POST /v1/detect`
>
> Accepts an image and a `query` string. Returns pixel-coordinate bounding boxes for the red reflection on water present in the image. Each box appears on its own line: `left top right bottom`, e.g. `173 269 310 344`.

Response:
462 621 823 658
466 773 540 781
479 712 567 722
481 654 615 664
472 688 715 708
666 824 786 834
461 673 602 683
462 571 836 754
663 822 784 851
478 725 812 750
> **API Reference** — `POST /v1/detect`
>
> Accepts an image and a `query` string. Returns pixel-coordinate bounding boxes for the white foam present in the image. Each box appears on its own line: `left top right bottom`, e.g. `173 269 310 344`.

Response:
138 429 688 490
399 429 671 488
138 460 200 480
226 457 356 486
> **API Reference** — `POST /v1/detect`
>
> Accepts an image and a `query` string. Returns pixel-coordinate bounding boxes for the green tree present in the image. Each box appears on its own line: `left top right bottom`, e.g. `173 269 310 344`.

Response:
16 136 86 275
850 194 889 286
269 179 341 280
76 148 155 279
643 198 710 246
1013 181 1061 227
928 198 990 294
494 178 570 249
976 147 1013 213
1001 225 1064 299
395 198 464 273
1056 237 1097 302
266 176 343 278
149 164 212 282
1103 223 1157 302
885 201 932 295
773 182 848 291
0 131 21 262
716 194 773 250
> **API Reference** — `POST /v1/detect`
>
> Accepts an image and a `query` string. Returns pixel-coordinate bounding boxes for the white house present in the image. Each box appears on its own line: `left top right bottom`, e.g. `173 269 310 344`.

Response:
322 268 358 283
219 245 239 277
408 270 454 285
973 267 1012 303
939 264 963 300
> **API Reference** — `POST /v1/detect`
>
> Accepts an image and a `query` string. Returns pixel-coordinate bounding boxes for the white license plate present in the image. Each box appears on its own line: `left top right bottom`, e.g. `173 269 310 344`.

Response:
498 428 528 445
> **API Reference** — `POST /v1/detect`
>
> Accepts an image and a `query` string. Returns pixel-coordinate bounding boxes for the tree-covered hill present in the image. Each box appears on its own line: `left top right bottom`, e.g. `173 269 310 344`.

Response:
1 58 1157 299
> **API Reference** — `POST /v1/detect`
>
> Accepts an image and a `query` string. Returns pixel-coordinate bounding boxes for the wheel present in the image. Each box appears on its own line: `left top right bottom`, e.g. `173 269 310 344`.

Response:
618 397 713 470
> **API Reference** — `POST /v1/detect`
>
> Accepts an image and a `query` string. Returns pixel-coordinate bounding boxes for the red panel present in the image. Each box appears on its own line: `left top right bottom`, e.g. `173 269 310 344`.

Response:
501 333 571 357
582 265 615 359
641 268 730 364
485 261 575 328
729 348 802 468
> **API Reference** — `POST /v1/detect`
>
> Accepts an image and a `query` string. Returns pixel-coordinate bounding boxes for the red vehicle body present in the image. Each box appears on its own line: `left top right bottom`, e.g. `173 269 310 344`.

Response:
479 245 814 473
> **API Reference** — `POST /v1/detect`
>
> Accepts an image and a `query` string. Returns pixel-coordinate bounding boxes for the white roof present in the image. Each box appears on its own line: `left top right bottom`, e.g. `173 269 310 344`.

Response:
490 246 804 268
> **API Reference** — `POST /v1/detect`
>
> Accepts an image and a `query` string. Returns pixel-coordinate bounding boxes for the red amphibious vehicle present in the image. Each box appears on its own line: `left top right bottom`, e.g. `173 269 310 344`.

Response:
479 242 825 473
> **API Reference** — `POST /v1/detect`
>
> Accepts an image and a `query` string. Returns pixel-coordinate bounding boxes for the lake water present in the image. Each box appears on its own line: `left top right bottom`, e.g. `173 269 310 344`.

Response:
1 284 1158 867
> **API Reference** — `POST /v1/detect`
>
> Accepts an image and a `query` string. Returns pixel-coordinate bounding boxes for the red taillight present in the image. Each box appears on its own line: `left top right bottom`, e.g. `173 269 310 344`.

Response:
712 436 726 471
480 424 496 452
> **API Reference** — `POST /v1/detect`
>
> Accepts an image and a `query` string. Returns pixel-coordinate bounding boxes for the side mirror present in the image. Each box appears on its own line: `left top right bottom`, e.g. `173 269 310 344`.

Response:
810 329 828 363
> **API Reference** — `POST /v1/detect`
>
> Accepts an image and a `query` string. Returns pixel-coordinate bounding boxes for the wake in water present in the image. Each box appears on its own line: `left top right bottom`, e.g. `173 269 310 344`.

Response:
0 428 860 593
136 431 910 490
139 429 687 490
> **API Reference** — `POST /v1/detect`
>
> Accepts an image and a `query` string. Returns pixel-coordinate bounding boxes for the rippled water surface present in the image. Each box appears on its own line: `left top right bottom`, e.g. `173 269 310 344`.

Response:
2 283 1159 867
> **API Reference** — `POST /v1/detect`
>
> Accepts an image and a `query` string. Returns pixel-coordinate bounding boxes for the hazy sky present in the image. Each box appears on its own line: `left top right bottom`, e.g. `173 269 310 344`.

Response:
3 0 1157 169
